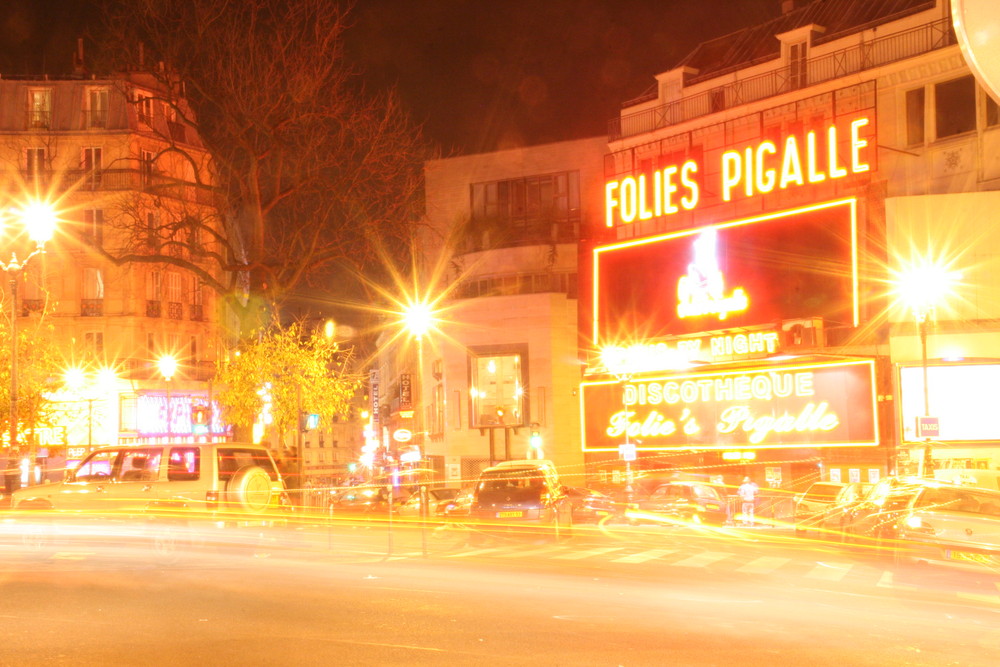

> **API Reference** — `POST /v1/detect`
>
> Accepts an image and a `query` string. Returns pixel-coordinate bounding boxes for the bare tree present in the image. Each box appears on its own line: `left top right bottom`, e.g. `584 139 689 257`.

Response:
94 0 430 336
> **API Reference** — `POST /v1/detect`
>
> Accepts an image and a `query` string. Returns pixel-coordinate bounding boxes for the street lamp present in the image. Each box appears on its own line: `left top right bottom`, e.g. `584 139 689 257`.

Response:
2 201 57 477
894 259 961 477
158 354 178 439
398 299 440 557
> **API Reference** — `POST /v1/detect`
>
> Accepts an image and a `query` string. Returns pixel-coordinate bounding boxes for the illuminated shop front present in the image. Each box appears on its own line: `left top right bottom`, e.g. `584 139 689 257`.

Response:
582 83 891 489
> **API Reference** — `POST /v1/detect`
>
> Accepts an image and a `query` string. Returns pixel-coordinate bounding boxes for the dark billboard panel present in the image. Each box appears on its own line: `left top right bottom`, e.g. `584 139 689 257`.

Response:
592 198 858 345
581 359 878 452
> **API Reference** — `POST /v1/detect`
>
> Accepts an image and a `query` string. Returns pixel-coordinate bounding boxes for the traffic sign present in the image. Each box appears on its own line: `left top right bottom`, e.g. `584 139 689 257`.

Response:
916 416 940 439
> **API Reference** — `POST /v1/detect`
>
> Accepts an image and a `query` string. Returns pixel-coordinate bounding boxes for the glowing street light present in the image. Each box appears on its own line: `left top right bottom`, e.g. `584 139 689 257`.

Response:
2 200 58 471
158 354 179 438
893 258 962 476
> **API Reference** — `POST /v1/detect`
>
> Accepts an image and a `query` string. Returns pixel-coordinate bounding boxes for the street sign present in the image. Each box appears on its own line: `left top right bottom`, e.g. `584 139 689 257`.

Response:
917 416 940 439
618 443 637 461
393 428 413 443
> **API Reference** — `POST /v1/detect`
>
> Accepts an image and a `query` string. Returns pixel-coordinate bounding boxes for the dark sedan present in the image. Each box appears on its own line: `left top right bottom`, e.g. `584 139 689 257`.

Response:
566 487 619 524
631 481 729 526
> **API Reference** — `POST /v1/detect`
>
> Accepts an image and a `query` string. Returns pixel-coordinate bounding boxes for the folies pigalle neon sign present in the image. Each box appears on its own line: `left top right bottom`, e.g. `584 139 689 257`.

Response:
604 117 871 227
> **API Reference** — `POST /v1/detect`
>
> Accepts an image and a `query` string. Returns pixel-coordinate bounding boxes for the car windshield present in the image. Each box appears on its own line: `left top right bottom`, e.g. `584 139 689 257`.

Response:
477 468 547 502
805 484 843 500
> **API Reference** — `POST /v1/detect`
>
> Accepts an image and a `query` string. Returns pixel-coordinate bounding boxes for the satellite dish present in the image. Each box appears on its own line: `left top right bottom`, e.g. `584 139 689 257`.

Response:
952 0 1000 103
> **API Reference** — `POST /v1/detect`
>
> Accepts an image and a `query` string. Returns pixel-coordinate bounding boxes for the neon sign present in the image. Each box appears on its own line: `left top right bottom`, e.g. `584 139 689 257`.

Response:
676 228 748 320
580 359 878 451
592 198 859 344
605 116 871 227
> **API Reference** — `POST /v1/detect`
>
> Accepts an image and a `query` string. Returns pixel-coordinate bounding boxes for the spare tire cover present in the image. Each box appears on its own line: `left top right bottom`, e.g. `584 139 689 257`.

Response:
226 465 273 513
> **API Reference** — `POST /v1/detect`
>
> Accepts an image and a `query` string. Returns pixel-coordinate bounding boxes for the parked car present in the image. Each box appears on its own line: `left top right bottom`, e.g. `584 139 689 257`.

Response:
631 481 728 525
842 477 953 547
566 487 619 524
396 487 461 518
330 484 411 514
469 460 573 539
894 484 1000 569
10 443 290 529
794 481 869 536
441 488 474 519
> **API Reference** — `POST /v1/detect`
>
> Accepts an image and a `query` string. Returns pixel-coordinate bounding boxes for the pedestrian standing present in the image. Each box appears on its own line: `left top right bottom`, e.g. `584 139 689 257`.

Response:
738 476 759 526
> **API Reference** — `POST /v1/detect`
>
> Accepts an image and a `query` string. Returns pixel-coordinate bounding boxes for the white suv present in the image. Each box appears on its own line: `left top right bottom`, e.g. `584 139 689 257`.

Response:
11 442 288 518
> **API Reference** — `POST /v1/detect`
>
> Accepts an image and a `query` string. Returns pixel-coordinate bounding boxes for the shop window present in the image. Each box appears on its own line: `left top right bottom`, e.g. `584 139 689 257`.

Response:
469 349 525 429
905 88 925 146
935 75 976 139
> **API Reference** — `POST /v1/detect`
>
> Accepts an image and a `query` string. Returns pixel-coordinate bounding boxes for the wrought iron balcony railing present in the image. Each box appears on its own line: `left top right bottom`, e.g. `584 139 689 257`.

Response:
610 18 956 140
81 299 104 317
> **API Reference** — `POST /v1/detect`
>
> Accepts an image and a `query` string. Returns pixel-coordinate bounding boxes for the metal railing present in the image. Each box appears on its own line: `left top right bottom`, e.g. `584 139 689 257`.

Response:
80 299 104 317
610 18 955 140
16 168 216 206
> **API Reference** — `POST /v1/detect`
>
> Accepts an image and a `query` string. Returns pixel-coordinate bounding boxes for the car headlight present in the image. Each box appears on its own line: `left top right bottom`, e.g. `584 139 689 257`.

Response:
903 515 922 529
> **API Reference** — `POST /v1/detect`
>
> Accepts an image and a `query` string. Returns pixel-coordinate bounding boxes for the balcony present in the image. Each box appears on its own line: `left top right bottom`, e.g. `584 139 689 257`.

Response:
55 168 216 205
82 109 109 129
610 18 956 140
27 110 50 129
81 299 104 317
167 301 183 320
21 299 44 316
146 300 162 318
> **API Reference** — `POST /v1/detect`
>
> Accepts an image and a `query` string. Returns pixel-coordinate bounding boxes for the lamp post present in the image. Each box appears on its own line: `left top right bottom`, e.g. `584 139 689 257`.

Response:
2 202 57 480
601 346 637 505
895 260 961 477
401 299 436 557
158 354 178 439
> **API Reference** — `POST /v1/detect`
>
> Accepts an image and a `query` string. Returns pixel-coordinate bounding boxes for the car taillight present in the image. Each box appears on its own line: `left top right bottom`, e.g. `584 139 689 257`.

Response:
206 490 219 508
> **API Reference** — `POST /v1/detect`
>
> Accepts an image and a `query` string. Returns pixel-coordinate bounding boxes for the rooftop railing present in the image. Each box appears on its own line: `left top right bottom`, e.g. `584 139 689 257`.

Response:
610 18 955 141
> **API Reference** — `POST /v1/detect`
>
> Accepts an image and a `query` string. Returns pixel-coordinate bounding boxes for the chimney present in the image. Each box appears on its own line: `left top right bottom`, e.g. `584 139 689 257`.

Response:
781 0 811 14
73 37 86 75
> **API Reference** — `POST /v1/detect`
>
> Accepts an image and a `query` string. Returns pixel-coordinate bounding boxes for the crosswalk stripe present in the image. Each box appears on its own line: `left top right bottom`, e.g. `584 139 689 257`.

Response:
876 571 893 588
672 551 732 568
552 546 626 560
806 562 853 581
497 546 562 559
445 547 504 558
612 548 678 564
51 552 95 560
735 556 791 574
956 592 1000 605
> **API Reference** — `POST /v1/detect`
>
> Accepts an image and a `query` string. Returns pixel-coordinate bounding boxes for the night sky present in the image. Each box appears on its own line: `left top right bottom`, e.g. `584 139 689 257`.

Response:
2 0 779 153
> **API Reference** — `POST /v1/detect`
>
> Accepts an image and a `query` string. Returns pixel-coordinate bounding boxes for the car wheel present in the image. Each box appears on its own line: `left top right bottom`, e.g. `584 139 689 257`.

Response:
226 465 274 513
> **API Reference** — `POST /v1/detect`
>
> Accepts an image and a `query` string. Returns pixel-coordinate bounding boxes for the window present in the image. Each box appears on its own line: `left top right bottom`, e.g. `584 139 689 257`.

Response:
87 88 109 128
25 148 45 182
168 447 200 481
190 277 204 306
146 212 158 249
788 42 807 90
166 271 182 303
135 92 154 126
84 209 104 245
83 268 104 300
141 149 155 188
73 450 117 481
469 349 525 429
906 88 925 146
468 171 580 251
935 75 976 139
189 335 198 361
986 94 1000 129
84 332 104 357
82 147 103 188
28 89 52 128
147 270 162 300
147 333 156 356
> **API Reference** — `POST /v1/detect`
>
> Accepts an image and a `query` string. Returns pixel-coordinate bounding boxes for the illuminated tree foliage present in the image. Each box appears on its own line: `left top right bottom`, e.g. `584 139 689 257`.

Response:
95 0 430 335
0 309 63 450
214 322 361 436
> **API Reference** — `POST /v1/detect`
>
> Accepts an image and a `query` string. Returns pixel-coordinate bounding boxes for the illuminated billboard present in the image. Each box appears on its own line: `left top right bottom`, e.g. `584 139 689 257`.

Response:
899 363 1000 442
580 359 878 451
592 198 858 345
